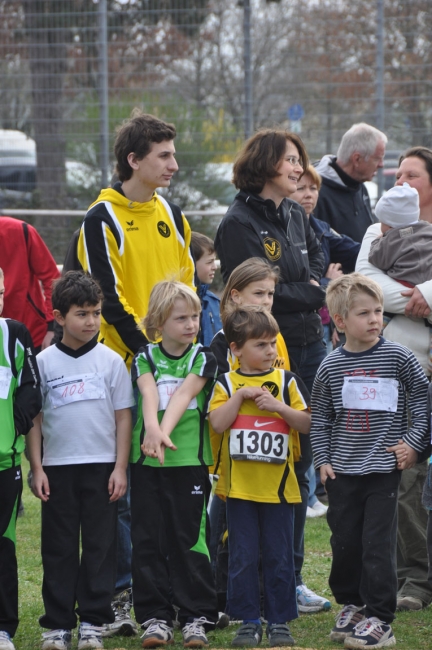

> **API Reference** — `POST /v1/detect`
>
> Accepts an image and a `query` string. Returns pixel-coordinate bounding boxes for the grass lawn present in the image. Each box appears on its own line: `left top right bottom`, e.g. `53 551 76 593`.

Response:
14 459 432 649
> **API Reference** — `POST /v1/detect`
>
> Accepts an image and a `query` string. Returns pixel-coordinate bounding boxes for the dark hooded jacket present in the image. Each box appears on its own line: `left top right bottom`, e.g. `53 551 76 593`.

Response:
314 155 376 242
214 191 325 347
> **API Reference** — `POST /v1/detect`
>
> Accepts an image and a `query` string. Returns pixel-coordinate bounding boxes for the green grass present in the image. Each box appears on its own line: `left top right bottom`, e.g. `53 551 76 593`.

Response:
15 459 432 649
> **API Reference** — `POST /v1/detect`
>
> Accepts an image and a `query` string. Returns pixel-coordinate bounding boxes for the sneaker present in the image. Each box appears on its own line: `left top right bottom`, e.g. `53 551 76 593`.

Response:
77 623 103 650
0 631 15 650
232 623 263 647
101 588 138 637
41 629 72 650
344 617 396 648
310 500 328 516
396 595 423 611
306 506 321 518
141 619 174 648
215 612 230 629
266 623 295 647
296 584 332 613
330 605 365 642
182 618 210 648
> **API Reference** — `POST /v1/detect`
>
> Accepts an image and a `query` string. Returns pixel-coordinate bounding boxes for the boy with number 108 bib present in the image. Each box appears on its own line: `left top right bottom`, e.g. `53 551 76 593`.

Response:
27 271 134 650
310 273 429 649
208 306 310 648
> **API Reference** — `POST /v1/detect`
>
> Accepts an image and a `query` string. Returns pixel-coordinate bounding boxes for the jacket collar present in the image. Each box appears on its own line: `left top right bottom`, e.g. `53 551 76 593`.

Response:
236 190 294 226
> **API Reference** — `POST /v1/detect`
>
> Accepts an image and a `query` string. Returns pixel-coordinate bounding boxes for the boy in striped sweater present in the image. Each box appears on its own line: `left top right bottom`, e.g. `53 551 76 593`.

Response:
311 273 429 649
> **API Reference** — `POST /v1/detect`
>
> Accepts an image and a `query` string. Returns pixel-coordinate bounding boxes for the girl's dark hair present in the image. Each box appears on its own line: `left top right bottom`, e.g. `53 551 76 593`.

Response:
232 129 309 193
52 271 103 316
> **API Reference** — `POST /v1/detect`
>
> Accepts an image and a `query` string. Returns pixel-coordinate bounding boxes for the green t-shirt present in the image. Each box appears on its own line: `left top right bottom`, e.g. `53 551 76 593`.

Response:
130 342 216 467
0 318 41 471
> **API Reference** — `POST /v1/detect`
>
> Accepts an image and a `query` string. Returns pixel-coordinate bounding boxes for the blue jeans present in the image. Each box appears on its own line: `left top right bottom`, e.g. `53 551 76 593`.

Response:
226 498 297 624
115 387 138 592
286 339 327 585
306 463 318 508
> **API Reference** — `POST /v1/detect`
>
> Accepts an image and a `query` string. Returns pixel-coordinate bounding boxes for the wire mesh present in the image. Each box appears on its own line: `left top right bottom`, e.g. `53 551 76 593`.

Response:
0 0 431 259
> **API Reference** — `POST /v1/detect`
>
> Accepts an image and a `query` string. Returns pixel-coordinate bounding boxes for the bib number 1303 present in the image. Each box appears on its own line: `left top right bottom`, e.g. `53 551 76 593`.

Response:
229 414 289 464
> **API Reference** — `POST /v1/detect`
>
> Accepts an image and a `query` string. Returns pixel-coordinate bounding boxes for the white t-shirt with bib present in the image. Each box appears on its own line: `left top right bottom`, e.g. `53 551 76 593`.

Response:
37 339 134 466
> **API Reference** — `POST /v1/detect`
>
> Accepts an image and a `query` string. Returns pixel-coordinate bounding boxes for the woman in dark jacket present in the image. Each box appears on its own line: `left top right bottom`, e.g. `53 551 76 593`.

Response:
291 164 360 352
214 129 330 614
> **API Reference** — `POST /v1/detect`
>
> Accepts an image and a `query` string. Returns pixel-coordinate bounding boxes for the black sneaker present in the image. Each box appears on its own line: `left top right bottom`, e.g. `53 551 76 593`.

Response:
215 612 230 630
330 605 365 642
232 623 263 647
344 617 396 648
266 623 295 647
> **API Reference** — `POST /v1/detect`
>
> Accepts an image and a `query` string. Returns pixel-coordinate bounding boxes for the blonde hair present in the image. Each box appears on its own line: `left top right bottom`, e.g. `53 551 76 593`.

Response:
326 273 384 320
302 165 322 190
224 305 280 349
220 258 279 317
142 281 201 342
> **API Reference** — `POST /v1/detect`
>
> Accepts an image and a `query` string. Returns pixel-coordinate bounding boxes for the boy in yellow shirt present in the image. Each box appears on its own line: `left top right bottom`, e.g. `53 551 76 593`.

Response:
208 306 310 648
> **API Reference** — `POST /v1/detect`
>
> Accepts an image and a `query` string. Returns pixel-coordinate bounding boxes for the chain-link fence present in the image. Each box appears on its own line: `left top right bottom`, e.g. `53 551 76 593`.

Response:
1 0 431 259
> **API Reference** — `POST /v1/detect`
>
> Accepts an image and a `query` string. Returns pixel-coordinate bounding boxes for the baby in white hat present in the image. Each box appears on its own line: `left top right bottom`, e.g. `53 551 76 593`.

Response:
369 182 432 291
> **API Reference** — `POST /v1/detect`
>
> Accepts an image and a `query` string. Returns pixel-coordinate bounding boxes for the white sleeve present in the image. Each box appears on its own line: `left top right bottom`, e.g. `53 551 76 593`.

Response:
110 356 135 410
356 223 432 310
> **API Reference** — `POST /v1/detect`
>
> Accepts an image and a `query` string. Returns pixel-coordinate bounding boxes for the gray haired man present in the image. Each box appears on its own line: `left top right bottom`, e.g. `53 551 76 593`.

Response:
314 123 387 242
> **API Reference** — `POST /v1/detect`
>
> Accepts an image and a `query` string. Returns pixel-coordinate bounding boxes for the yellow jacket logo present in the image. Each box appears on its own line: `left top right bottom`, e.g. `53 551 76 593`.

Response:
263 237 281 261
157 221 171 238
261 381 279 397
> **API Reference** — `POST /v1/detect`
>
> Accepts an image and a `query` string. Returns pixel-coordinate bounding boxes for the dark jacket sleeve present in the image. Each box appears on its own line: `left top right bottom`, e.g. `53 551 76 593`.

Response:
328 231 360 273
302 210 325 282
209 330 230 376
216 216 325 314
11 322 42 435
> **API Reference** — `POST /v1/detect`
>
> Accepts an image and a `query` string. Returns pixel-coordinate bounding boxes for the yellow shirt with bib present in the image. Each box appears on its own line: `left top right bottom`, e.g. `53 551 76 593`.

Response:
209 368 308 503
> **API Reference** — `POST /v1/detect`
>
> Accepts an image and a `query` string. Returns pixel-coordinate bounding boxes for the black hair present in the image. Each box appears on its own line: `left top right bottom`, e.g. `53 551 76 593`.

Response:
52 271 104 316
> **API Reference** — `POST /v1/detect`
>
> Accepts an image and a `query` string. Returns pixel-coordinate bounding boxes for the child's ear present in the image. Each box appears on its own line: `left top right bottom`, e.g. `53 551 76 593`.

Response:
230 289 241 305
230 341 242 359
53 309 65 326
332 313 345 333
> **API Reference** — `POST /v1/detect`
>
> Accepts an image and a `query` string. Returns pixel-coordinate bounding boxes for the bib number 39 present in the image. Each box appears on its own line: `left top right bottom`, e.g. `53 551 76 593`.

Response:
229 415 289 464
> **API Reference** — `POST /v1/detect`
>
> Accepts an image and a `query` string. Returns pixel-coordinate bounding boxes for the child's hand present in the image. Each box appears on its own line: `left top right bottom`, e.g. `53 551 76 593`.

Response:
238 386 264 401
141 426 177 466
108 467 127 502
320 463 335 486
254 386 280 412
386 439 418 470
31 467 50 502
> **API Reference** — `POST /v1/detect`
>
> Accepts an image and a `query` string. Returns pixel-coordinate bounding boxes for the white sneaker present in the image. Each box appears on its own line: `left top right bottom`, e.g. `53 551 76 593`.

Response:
311 501 328 516
77 623 103 650
41 629 72 650
101 588 138 637
0 631 15 650
141 619 174 648
296 584 332 613
306 506 320 518
182 618 210 648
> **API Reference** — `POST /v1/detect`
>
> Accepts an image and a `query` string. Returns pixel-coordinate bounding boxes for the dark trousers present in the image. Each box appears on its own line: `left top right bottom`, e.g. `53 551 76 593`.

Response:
130 464 217 627
287 339 327 584
397 463 432 604
326 471 401 623
0 466 22 638
39 464 118 630
226 497 297 624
